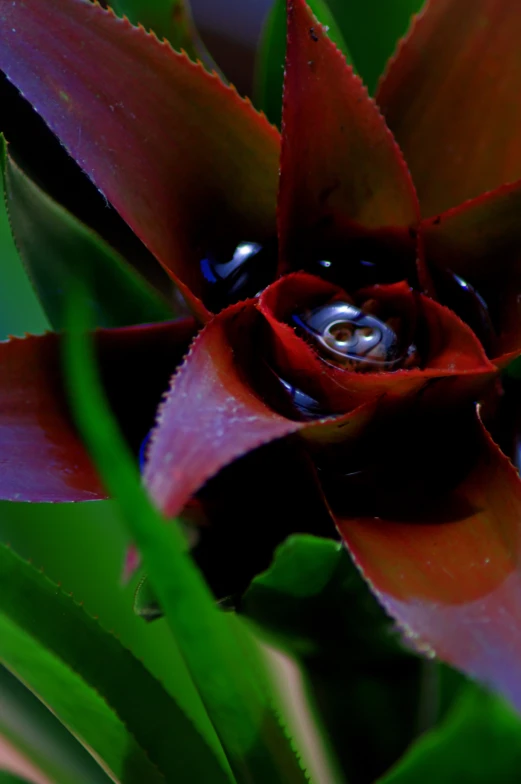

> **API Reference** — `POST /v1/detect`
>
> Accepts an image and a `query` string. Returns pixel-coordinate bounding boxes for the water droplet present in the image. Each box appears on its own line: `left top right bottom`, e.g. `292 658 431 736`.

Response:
201 240 277 311
293 301 412 370
277 376 327 420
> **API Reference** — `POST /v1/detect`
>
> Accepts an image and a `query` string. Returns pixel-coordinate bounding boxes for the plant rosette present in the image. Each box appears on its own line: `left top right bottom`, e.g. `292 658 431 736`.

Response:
2 0 521 713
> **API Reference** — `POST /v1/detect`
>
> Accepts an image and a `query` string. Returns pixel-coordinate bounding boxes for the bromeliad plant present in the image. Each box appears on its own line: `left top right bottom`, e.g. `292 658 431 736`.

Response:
3 0 521 779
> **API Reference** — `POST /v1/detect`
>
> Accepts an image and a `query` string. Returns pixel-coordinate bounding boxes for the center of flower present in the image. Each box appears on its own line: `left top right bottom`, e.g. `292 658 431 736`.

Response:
293 300 418 371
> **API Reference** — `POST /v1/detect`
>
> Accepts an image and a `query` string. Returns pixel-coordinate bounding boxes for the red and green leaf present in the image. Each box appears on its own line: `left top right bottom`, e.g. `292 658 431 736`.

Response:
254 0 352 127
106 0 215 69
0 318 196 502
2 137 173 330
0 0 280 319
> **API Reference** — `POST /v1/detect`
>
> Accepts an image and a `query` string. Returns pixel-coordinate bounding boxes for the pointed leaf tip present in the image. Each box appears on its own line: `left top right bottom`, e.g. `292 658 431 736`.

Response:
278 0 419 273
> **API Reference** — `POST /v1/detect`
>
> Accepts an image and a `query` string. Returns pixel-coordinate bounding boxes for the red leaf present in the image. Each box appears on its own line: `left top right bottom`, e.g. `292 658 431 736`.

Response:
377 0 521 216
333 412 521 711
278 0 420 277
422 182 521 365
143 298 373 517
0 0 280 318
143 302 303 516
0 319 196 502
257 272 495 414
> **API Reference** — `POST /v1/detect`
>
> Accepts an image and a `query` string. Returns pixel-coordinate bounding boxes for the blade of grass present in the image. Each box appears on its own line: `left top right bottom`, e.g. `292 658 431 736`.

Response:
63 284 312 783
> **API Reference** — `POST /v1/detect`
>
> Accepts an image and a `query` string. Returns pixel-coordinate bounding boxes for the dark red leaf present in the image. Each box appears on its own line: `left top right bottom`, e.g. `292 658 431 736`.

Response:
377 0 521 216
278 0 420 277
143 299 373 517
143 302 303 516
422 182 521 365
0 0 280 318
0 319 196 502
332 412 521 712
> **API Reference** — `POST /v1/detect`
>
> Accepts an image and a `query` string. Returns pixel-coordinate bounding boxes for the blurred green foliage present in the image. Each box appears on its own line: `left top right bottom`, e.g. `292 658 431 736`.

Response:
327 0 425 94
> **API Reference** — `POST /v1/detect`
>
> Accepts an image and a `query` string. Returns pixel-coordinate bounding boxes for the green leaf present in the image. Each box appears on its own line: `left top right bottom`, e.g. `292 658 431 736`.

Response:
0 610 163 784
63 286 312 784
0 774 37 784
1 137 173 330
0 164 47 339
0 500 226 771
0 542 229 784
327 0 425 94
255 0 352 126
0 665 113 784
242 535 424 783
378 681 521 783
106 0 217 70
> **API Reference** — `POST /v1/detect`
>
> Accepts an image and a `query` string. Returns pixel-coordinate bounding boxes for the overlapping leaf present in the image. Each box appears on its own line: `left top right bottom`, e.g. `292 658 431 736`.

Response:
0 666 112 784
64 287 312 783
0 0 280 318
378 0 521 215
278 0 420 275
327 0 425 94
334 413 521 715
255 0 351 127
106 0 213 67
0 317 196 502
0 542 230 783
2 137 172 330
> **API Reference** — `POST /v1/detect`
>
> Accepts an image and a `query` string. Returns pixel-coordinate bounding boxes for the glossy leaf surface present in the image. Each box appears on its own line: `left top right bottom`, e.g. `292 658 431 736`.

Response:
2 138 172 330
278 0 419 274
0 318 195 502
379 683 521 784
64 290 312 784
0 543 228 783
0 0 280 318
334 413 521 713
378 0 521 216
255 0 351 127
